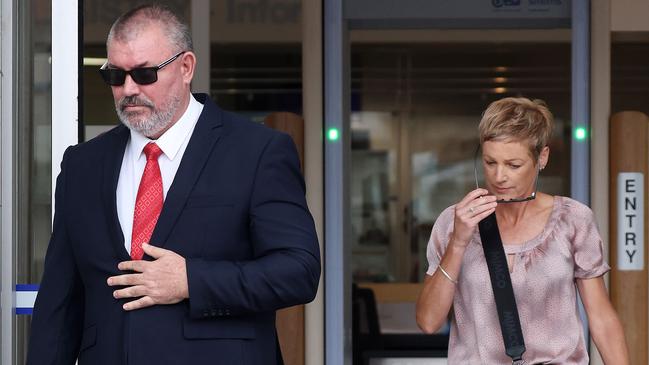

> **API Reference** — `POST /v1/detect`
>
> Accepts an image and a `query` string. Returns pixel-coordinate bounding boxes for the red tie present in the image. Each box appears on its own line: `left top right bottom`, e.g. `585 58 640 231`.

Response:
131 143 163 260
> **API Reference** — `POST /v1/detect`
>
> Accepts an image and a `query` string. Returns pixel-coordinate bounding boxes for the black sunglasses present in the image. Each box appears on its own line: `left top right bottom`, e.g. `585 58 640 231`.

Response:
473 145 539 204
99 51 186 86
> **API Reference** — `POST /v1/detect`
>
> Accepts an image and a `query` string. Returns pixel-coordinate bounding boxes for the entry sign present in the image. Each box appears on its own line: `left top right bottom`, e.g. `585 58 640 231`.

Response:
617 173 644 270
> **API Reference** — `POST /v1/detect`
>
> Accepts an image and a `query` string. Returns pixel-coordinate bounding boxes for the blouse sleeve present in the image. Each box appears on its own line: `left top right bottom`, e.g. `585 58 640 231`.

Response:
571 203 611 279
426 206 455 276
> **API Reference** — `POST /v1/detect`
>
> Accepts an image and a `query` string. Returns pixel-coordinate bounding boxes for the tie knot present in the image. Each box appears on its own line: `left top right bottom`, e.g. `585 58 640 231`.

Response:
143 143 163 161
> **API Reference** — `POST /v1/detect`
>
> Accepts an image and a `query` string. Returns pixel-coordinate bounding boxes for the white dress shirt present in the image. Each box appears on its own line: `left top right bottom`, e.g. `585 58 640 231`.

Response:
116 94 204 254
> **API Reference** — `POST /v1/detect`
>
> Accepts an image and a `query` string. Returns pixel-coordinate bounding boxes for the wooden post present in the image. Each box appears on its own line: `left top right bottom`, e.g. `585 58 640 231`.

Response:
610 111 649 364
264 112 306 365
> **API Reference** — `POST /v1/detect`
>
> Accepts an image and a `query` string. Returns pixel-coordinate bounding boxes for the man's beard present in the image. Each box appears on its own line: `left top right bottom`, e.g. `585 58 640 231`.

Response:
116 95 181 138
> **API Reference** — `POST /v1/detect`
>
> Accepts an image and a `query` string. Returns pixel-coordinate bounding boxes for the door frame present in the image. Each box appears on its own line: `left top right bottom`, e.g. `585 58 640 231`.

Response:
323 1 591 364
1 0 17 362
1 0 80 362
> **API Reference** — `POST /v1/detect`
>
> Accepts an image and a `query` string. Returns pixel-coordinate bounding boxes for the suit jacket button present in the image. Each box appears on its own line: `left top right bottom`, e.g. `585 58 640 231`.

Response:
211 309 218 317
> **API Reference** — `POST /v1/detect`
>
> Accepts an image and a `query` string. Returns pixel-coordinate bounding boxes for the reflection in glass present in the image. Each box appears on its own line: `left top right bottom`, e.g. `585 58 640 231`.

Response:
349 43 572 361
612 42 649 116
350 43 572 286
16 0 52 363
351 111 400 283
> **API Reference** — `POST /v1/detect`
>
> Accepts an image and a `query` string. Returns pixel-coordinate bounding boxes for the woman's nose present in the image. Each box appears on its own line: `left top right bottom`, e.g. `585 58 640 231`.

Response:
494 166 507 182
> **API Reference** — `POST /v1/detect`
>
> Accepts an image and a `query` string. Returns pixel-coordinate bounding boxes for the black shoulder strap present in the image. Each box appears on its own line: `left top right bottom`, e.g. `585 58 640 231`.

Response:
478 212 526 364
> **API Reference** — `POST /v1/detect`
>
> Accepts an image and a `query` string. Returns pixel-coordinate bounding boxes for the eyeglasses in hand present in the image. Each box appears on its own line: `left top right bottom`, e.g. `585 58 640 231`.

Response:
473 145 539 204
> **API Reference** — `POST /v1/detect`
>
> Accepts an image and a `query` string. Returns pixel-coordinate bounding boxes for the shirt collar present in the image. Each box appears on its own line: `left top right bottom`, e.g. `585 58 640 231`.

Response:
129 93 203 162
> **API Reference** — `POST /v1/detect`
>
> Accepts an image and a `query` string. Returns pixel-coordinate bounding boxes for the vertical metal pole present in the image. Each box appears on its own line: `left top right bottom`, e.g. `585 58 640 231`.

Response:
572 1 590 202
191 0 211 95
324 0 351 364
303 0 325 363
1 0 15 362
589 2 611 363
78 0 84 143
52 0 79 219
572 0 591 348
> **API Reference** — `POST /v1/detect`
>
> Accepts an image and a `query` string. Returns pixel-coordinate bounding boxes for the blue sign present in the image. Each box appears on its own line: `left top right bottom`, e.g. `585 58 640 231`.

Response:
15 284 39 315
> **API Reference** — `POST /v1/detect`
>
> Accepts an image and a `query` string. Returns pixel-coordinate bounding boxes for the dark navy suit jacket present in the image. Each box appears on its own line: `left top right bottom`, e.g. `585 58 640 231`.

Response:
27 94 321 365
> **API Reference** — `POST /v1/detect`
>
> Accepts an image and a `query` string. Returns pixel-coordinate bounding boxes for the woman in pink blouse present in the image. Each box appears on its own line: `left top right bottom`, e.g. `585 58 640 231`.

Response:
416 97 629 364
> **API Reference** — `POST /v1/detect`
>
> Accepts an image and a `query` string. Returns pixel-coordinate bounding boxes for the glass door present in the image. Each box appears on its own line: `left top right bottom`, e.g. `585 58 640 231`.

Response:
1 1 79 363
348 33 574 365
327 2 593 363
323 1 591 362
349 40 573 350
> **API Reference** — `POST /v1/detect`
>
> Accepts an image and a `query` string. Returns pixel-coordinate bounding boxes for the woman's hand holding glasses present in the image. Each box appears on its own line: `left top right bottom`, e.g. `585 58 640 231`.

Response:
451 188 498 247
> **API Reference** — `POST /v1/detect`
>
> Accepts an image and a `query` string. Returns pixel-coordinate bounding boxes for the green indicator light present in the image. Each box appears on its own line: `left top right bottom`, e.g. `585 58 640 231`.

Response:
327 128 340 141
574 127 587 141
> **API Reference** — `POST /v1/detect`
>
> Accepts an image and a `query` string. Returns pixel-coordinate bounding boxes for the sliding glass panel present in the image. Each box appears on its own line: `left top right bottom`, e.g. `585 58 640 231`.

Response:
15 0 53 363
350 33 572 361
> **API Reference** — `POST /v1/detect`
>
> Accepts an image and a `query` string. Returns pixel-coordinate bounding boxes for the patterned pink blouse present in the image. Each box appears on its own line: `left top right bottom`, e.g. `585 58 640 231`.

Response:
426 196 610 364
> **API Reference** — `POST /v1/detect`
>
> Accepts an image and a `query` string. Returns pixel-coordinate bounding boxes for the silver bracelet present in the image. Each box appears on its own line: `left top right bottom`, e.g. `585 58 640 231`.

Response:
438 264 458 284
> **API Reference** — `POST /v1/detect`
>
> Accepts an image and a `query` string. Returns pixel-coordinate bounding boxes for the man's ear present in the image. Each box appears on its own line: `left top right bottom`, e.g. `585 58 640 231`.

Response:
180 51 196 86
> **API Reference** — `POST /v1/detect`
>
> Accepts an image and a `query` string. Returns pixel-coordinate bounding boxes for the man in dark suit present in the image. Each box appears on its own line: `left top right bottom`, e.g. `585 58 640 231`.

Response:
27 5 320 364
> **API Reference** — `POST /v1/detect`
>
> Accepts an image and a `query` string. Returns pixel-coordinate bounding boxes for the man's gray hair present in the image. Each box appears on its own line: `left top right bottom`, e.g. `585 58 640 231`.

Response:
107 4 193 53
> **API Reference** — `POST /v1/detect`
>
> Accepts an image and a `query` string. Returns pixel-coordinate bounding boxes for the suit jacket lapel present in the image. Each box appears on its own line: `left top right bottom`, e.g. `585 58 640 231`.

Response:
101 125 131 261
149 95 224 249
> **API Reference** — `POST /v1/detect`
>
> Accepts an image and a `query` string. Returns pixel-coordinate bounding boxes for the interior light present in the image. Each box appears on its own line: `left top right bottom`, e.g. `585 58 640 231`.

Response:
327 128 340 142
574 126 587 141
83 57 107 66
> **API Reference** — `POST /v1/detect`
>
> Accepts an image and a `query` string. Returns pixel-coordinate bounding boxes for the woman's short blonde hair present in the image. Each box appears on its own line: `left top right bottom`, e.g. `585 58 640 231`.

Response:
478 97 554 161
